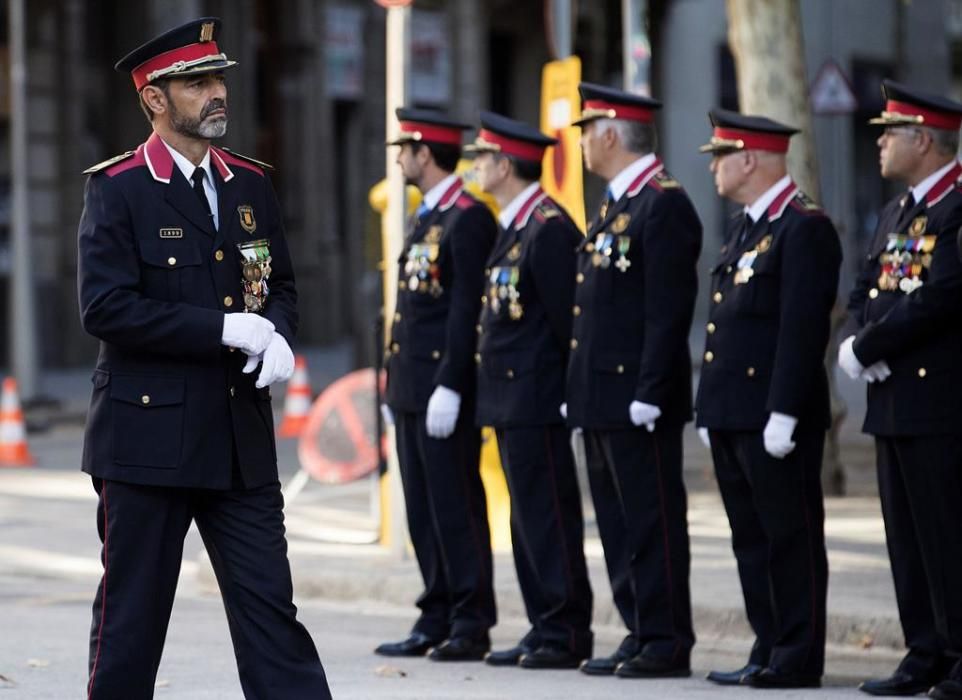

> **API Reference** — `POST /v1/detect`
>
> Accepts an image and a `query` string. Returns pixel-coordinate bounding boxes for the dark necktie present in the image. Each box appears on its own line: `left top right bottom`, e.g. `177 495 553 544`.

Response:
738 213 754 245
896 192 917 228
596 187 614 226
191 167 213 218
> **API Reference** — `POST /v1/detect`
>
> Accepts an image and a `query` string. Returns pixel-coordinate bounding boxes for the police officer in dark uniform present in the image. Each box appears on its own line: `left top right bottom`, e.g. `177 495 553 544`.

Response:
377 109 498 661
697 110 841 690
77 18 331 699
565 83 700 679
467 111 593 669
839 81 962 700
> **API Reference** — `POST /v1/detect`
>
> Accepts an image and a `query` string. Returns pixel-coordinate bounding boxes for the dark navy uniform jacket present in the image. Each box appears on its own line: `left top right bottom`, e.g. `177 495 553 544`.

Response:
566 157 702 430
696 180 841 432
475 188 582 427
78 132 295 490
845 161 962 437
385 178 497 413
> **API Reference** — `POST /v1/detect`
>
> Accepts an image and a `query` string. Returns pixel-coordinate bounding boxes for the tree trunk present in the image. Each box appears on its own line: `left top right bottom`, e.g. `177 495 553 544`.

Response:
726 0 847 495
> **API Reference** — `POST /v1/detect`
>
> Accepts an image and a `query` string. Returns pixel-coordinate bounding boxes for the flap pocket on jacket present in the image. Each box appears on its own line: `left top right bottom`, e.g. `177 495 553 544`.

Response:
481 351 538 379
593 351 640 375
110 374 184 408
139 243 203 269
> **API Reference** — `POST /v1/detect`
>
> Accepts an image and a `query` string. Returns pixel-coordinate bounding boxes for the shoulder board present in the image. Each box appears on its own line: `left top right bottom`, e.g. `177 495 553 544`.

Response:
220 147 274 171
83 151 136 175
533 201 562 222
789 190 823 214
651 170 681 190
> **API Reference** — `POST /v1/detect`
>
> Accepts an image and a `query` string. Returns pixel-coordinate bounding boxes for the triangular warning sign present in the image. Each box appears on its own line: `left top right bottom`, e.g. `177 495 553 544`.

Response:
811 60 857 115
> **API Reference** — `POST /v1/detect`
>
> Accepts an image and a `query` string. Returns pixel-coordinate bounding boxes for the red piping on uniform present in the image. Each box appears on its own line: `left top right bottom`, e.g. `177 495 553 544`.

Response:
543 427 578 650
714 127 790 153
886 100 962 130
652 435 681 662
925 161 962 207
87 483 109 699
626 157 664 198
513 187 547 229
583 100 654 123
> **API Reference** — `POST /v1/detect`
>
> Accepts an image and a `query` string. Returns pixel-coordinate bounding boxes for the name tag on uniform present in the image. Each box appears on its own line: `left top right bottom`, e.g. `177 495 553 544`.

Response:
159 228 183 239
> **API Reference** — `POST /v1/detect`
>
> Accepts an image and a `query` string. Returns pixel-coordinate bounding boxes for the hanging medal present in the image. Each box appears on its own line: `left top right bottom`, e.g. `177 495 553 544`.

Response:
614 235 632 272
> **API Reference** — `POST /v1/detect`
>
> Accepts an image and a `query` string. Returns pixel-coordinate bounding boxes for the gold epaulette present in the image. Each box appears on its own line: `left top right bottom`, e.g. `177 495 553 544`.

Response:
654 170 680 188
222 147 275 170
794 191 821 211
82 151 136 175
536 203 561 219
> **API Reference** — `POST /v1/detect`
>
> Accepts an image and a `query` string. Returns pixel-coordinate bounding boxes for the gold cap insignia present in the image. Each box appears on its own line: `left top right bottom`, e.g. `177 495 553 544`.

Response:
237 205 256 234
200 22 215 42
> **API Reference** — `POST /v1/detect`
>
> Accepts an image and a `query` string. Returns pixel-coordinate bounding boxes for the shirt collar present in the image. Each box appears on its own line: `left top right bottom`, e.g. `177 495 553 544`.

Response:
608 153 657 202
161 137 212 187
421 173 459 212
497 182 541 229
912 159 958 203
745 174 792 223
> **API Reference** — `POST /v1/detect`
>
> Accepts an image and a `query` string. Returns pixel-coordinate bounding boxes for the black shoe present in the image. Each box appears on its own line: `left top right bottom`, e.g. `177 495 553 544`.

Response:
747 667 821 689
375 632 443 657
860 671 942 696
519 645 586 670
930 679 962 699
706 663 763 686
615 653 692 679
427 635 490 662
485 644 531 667
579 636 640 676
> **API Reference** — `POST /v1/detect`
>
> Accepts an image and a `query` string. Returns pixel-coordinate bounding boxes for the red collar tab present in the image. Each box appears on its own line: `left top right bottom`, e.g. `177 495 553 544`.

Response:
767 179 799 220
143 132 174 183
399 121 464 145
477 129 548 161
514 187 547 227
714 127 791 153
925 161 962 205
625 157 664 197
886 100 962 131
131 41 223 91
583 99 654 124
437 178 464 210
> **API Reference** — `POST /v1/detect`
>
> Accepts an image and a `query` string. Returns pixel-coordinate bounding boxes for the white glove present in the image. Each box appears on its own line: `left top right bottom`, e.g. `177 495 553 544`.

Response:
255 333 295 389
426 385 461 439
381 404 395 427
560 403 568 419
242 353 261 374
697 427 711 449
763 412 798 459
837 335 865 381
629 401 662 432
222 313 275 355
861 361 892 383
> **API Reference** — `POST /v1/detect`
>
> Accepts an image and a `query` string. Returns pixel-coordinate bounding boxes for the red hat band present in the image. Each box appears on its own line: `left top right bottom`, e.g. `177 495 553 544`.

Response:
398 121 463 145
714 127 790 153
885 100 961 131
476 129 547 161
132 42 223 91
583 99 654 123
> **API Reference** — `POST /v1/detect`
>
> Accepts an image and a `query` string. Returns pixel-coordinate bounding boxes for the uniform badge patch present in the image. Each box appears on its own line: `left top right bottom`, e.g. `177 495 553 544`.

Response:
507 243 522 261
424 225 443 244
756 234 773 253
237 205 256 234
611 213 631 233
909 216 927 237
159 227 183 239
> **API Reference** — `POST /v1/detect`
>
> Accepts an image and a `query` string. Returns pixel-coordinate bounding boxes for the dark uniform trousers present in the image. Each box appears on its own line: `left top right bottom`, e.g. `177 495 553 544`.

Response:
583 426 694 662
87 478 330 700
394 410 496 640
708 430 827 675
475 191 592 655
845 165 962 681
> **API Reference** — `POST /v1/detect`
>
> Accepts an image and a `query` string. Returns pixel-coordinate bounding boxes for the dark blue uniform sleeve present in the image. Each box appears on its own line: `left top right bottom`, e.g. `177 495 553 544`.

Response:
529 218 581 354
260 176 298 345
77 174 224 358
767 215 841 416
434 204 497 392
634 190 703 407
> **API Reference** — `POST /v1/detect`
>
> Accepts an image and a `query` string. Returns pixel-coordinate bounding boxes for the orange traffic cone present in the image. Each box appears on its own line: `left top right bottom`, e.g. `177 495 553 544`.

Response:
278 355 312 438
0 377 35 467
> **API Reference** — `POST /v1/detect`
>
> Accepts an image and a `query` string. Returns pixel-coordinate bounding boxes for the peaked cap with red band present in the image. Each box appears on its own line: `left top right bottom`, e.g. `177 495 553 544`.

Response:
464 110 557 163
115 17 237 92
698 108 798 154
572 82 662 127
387 107 472 147
869 79 962 131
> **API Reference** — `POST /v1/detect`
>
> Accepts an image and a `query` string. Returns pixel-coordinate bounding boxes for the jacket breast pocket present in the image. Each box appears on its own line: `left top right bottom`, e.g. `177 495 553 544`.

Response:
139 243 205 302
110 374 185 469
733 269 779 317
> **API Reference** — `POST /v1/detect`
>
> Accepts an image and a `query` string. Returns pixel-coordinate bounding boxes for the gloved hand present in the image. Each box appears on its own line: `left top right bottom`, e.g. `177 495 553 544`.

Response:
763 412 798 459
381 404 395 427
837 335 865 381
861 361 892 383
255 333 295 389
222 313 275 355
426 385 461 439
697 427 711 449
629 401 662 432
242 353 261 374
560 403 568 419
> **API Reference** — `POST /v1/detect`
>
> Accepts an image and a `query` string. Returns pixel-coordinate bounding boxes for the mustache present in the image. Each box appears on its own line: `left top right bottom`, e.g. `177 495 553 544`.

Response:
201 99 227 120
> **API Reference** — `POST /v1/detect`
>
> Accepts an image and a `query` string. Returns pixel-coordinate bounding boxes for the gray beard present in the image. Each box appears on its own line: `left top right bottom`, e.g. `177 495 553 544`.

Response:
169 102 228 140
